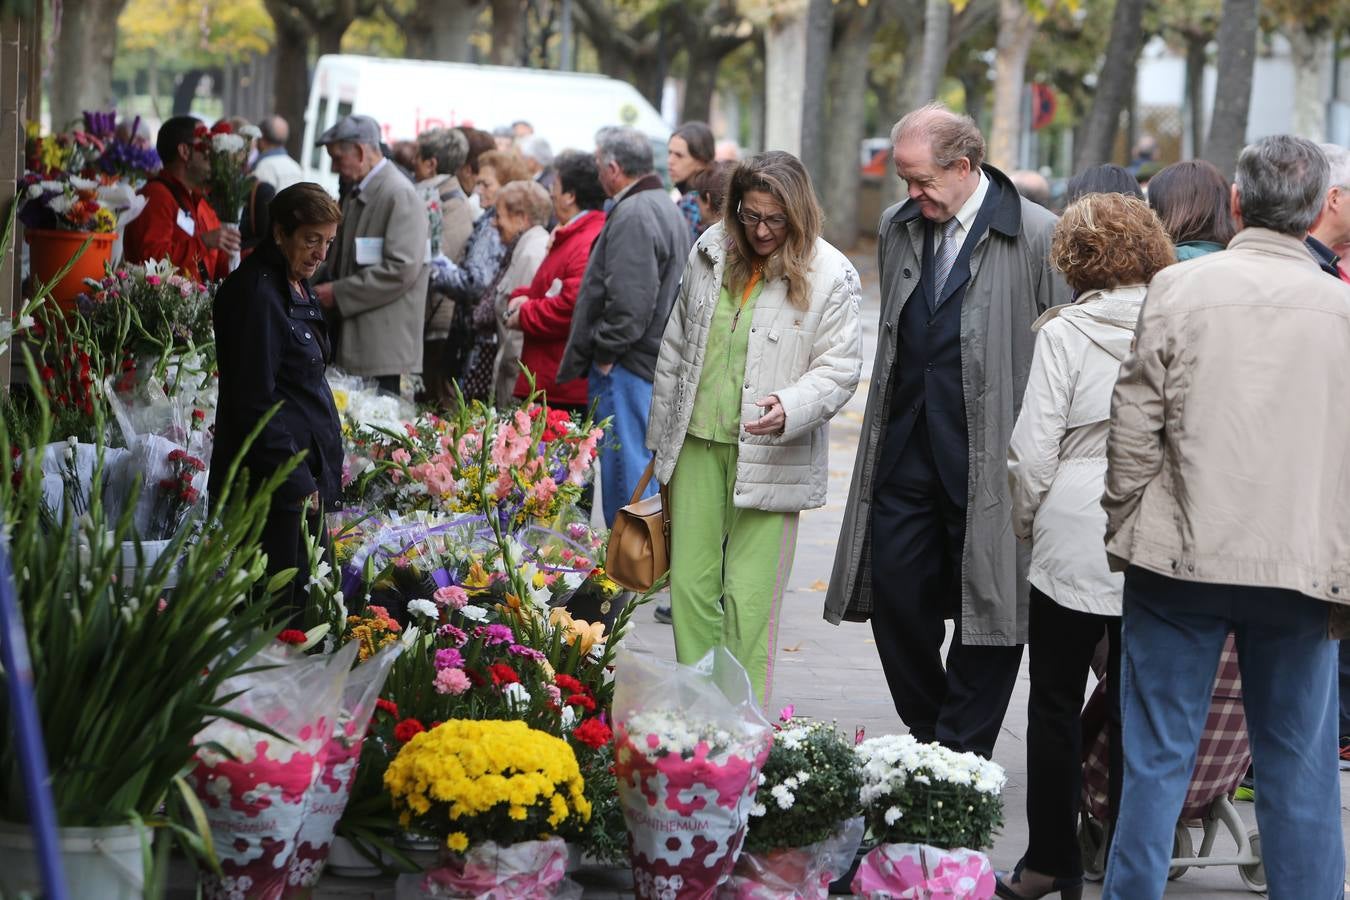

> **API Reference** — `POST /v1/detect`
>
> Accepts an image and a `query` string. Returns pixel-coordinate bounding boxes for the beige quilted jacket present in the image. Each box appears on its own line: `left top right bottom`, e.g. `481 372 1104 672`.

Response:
646 223 863 513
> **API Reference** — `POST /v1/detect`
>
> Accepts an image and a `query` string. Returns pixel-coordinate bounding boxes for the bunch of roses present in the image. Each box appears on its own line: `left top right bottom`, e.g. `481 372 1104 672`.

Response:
383 719 591 852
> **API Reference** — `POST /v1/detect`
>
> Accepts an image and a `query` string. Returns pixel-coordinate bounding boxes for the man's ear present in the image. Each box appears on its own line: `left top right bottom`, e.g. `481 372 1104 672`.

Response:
1229 183 1244 231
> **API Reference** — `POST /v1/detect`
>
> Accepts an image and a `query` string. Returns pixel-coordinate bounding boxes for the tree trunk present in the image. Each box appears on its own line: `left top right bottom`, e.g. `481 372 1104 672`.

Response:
316 21 347 56
961 66 988 126
799 0 834 189
1287 27 1327 142
49 0 128 130
1074 0 1146 170
408 0 484 62
270 16 312 160
764 1 810 156
1184 34 1206 158
823 0 882 249
989 0 1036 171
913 0 951 106
148 49 162 120
1202 0 1258 178
171 69 207 116
489 0 524 65
896 17 927 114
681 44 721 124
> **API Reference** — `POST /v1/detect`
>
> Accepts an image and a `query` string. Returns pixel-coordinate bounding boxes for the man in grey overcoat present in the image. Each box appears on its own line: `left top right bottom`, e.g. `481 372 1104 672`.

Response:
313 114 430 395
824 103 1069 757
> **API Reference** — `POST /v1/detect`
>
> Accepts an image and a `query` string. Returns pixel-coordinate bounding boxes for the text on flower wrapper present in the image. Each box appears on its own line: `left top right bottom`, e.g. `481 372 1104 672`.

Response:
622 803 713 833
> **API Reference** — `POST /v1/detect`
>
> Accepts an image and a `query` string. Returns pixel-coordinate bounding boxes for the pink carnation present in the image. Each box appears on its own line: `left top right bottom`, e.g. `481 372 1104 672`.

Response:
434 584 469 610
434 667 472 696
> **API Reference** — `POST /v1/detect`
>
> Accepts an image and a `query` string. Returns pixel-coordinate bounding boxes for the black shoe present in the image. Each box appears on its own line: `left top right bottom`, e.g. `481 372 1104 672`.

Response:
653 604 673 625
994 861 1083 900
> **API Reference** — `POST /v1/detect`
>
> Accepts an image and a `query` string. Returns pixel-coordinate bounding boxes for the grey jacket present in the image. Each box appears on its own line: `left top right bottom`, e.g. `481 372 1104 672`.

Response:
824 164 1070 645
558 175 693 383
319 160 430 378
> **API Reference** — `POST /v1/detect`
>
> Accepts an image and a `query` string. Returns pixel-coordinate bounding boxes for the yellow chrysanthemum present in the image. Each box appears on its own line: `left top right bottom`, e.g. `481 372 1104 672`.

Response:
383 719 589 850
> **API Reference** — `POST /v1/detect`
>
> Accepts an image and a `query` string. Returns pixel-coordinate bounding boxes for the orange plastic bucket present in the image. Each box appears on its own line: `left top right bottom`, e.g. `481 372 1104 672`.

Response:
25 227 115 312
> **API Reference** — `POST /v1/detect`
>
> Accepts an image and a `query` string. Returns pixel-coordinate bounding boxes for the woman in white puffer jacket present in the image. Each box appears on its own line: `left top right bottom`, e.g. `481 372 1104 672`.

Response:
646 150 863 704
999 192 1175 900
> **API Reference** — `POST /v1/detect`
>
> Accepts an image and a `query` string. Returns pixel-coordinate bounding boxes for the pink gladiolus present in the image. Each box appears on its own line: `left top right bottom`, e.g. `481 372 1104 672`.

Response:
532 477 558 507
391 448 411 465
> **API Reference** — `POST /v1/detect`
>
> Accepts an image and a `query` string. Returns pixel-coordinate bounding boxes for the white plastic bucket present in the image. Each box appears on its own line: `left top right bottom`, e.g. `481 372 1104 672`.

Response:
0 821 145 899
119 537 180 590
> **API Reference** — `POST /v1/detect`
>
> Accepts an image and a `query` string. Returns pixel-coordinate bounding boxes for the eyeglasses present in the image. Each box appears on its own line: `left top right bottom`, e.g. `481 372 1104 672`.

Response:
737 208 789 231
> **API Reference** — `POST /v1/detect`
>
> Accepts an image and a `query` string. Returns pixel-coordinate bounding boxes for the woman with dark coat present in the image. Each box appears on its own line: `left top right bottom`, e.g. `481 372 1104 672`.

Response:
210 182 345 624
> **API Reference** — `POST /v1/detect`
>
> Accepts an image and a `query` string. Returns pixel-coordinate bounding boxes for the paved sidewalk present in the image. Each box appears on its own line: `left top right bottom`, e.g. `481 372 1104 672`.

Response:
300 245 1350 898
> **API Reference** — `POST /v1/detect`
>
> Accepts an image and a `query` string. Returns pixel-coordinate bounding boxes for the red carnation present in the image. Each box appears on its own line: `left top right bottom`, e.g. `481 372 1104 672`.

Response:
572 717 613 750
211 120 233 135
553 674 585 695
277 629 307 645
393 718 426 743
375 698 399 719
192 408 206 421
489 663 521 687
566 693 596 712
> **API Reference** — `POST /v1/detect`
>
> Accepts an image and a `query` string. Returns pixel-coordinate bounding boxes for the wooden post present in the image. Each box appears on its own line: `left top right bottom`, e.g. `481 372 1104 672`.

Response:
0 12 26 390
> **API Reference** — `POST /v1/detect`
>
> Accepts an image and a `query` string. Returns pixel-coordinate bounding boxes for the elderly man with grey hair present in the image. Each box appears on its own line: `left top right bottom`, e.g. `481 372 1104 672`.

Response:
558 125 692 526
251 115 303 191
519 136 556 190
826 102 1068 760
313 114 430 395
1100 135 1350 900
1305 142 1350 281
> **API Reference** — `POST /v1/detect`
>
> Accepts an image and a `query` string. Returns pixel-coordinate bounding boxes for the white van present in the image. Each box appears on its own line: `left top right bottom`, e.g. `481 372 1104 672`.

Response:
300 54 671 193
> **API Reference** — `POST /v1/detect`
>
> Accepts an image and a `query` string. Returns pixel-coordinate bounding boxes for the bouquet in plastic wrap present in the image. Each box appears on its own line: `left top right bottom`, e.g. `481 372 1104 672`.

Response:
383 719 590 899
851 735 1006 900
188 641 359 900
105 374 213 542
720 715 865 899
283 642 403 896
613 648 774 900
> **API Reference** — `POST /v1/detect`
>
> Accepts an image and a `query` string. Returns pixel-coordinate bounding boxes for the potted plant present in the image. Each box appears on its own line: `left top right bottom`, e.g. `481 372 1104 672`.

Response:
852 734 1007 900
720 716 865 899
382 719 591 897
19 175 119 309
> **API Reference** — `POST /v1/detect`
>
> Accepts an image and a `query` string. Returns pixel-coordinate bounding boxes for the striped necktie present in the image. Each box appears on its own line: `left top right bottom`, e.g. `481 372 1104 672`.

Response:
933 217 961 298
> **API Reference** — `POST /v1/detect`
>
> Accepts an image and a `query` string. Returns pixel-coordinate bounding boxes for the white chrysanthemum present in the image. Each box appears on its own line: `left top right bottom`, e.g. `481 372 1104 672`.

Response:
884 806 902 825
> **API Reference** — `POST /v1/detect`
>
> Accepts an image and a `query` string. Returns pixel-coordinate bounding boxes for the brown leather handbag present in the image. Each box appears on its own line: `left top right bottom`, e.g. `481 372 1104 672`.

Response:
605 459 670 593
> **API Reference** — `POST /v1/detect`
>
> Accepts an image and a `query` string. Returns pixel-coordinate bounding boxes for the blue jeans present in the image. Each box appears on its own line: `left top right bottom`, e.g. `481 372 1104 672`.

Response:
1103 567 1343 900
589 363 655 527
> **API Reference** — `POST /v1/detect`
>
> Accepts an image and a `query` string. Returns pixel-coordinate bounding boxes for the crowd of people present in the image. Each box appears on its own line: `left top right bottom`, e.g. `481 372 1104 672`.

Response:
120 99 1350 900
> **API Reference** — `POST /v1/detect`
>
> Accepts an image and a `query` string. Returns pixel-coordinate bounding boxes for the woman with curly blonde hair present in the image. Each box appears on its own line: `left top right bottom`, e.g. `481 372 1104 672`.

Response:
999 193 1174 900
646 150 863 703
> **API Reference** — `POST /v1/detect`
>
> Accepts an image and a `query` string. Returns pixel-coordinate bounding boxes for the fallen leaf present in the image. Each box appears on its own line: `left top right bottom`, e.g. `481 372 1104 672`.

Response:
783 644 803 653
806 580 828 591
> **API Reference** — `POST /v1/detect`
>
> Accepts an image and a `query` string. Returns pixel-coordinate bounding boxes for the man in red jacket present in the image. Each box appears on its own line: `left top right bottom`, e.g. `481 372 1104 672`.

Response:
505 150 608 411
124 116 238 282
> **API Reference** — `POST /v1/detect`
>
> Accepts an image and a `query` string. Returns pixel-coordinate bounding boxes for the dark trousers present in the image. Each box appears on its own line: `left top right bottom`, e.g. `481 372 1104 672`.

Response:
1340 641 1350 739
1024 587 1122 877
870 417 1023 757
259 502 325 628
374 374 402 395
